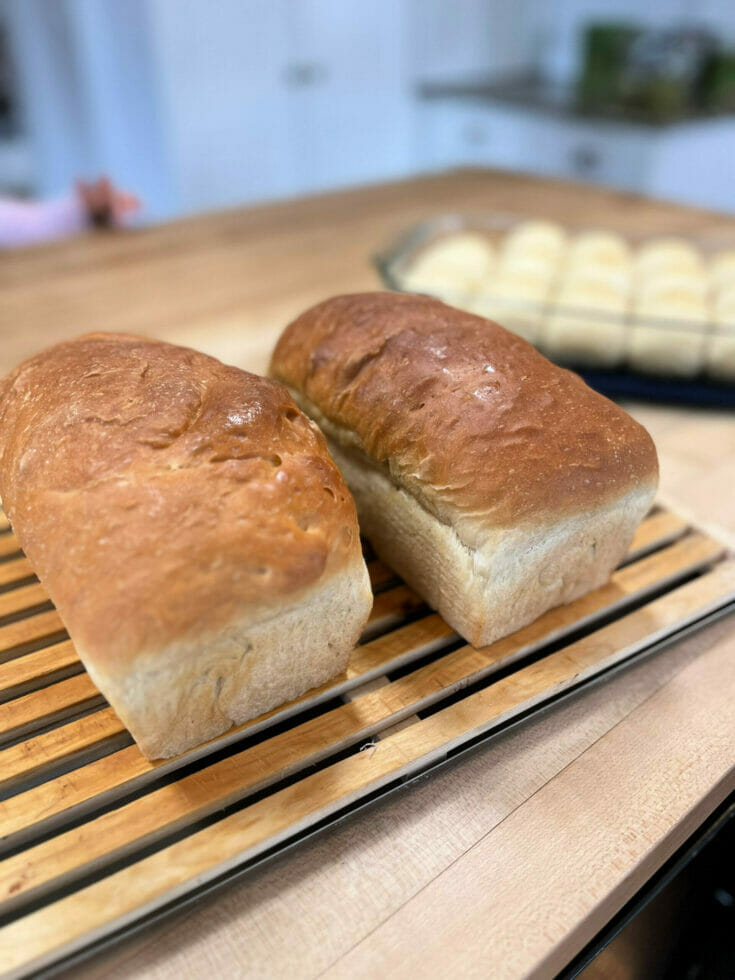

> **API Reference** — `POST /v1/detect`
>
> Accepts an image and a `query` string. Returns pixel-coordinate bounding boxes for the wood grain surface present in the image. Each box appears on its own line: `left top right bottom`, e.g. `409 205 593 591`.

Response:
0 517 710 837
1 169 734 979
322 623 735 980
0 542 732 978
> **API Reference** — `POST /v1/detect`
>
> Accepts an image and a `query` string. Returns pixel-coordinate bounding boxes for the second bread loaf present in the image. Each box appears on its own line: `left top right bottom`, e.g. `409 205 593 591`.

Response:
271 293 658 648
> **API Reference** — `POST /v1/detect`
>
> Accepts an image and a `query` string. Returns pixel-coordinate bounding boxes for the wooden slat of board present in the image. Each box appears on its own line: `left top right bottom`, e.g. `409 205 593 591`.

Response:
0 610 67 665
321 626 735 980
0 582 52 624
0 514 9 534
1 561 733 977
1 553 731 912
624 510 688 563
0 641 81 704
0 709 129 799
0 648 497 892
0 531 722 841
0 674 103 746
0 556 36 593
606 532 722 593
0 614 455 838
0 612 450 788
0 535 21 561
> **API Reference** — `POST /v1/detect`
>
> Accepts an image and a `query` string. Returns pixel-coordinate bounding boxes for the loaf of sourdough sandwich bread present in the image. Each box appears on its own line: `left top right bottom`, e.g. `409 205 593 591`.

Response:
270 293 658 648
0 334 372 759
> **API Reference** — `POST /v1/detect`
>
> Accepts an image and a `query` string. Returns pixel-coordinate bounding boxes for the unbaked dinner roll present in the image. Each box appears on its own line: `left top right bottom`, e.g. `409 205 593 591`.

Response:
271 293 658 649
495 250 559 286
544 282 627 366
636 237 704 277
567 230 631 268
468 270 549 343
561 262 631 295
629 296 707 376
715 283 735 315
0 334 372 759
563 233 631 294
401 232 495 299
710 249 735 291
638 271 709 306
501 220 568 263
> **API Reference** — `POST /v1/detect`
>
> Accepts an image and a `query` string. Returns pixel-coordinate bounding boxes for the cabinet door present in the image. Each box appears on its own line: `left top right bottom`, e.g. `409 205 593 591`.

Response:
647 120 735 212
418 100 654 193
283 0 413 194
417 102 527 170
522 117 653 190
149 0 292 212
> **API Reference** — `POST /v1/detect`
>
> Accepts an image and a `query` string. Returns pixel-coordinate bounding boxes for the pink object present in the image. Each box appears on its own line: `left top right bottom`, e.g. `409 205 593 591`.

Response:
0 194 88 249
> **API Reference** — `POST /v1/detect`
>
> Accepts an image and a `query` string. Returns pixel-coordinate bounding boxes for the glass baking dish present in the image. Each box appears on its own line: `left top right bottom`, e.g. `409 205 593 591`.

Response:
374 212 735 399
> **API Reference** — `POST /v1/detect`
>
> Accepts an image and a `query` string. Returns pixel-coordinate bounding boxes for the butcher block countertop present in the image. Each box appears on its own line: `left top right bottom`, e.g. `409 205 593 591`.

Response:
2 170 735 979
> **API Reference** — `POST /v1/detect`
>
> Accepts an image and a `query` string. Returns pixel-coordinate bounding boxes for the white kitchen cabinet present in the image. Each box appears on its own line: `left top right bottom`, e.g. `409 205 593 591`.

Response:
282 0 413 195
408 0 537 82
419 98 656 191
148 0 294 212
416 101 526 171
519 115 654 189
647 118 735 213
419 96 735 212
149 0 415 211
7 0 732 218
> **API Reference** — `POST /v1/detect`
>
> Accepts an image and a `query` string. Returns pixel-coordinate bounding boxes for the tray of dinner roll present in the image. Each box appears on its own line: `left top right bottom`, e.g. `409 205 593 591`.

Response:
376 214 735 403
0 505 733 976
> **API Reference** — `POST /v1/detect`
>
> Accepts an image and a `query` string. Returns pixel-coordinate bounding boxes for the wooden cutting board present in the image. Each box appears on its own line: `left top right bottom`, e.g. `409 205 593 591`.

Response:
0 505 733 978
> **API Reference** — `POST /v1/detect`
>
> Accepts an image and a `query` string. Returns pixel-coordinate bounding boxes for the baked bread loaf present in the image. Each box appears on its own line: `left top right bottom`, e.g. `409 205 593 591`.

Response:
271 293 658 648
0 334 371 759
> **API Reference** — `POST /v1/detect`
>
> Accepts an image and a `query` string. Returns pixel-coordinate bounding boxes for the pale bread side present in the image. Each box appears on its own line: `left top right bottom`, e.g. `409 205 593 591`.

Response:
86 558 371 759
288 390 654 649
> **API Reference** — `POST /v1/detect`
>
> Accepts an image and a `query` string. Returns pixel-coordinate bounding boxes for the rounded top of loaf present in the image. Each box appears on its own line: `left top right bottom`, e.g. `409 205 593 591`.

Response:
0 333 362 668
270 292 658 532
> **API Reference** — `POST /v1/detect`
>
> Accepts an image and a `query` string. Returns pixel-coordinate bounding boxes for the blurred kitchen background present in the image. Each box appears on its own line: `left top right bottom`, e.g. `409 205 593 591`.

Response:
0 0 734 222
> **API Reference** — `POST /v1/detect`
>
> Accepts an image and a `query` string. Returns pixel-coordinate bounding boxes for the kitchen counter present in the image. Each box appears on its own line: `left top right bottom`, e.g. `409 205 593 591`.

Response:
2 169 734 978
418 72 735 128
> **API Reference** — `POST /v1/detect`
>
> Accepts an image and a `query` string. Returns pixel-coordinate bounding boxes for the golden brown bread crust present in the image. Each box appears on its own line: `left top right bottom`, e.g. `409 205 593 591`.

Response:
270 293 659 529
0 333 363 672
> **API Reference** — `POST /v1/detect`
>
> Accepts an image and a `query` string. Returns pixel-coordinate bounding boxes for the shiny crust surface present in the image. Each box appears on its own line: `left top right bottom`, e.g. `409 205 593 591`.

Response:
271 293 659 528
0 334 362 670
